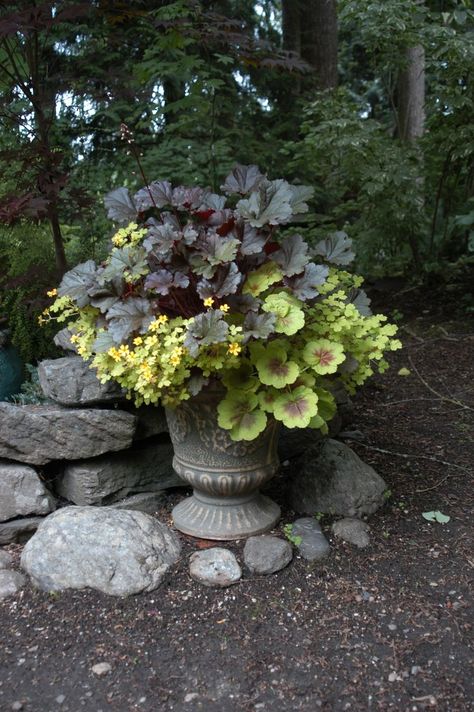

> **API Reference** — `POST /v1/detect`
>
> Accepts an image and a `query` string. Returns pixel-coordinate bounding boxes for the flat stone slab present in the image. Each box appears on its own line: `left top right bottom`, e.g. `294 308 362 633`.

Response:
189 548 241 588
132 405 168 441
292 518 330 561
0 569 26 600
0 516 45 545
0 550 13 569
38 357 125 406
56 440 183 505
53 327 78 354
21 506 182 596
0 460 56 522
332 517 370 548
0 403 136 465
244 535 293 575
289 439 387 517
107 491 167 514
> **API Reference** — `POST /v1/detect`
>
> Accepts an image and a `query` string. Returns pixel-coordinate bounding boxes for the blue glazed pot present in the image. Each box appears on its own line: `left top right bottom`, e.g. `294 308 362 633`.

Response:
0 333 24 401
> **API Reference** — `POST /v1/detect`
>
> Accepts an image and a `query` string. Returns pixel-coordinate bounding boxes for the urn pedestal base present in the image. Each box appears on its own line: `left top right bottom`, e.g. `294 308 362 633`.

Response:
172 490 280 541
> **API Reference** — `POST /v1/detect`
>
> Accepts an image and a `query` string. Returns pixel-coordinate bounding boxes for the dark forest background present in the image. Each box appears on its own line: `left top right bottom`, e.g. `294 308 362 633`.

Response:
1 0 473 360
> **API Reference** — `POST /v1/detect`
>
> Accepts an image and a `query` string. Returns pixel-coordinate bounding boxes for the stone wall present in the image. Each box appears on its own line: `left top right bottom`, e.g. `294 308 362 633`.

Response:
0 349 184 544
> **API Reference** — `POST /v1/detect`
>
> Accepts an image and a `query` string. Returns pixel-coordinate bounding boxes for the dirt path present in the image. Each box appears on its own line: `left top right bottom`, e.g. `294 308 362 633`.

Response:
1 293 473 712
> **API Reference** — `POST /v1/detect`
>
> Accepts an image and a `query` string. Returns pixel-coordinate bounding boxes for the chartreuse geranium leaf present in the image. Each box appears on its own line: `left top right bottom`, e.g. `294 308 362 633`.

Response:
273 386 318 428
217 392 267 441
222 361 259 392
262 292 305 335
314 387 337 421
308 414 328 434
303 339 346 374
243 261 283 296
255 344 299 388
258 388 280 413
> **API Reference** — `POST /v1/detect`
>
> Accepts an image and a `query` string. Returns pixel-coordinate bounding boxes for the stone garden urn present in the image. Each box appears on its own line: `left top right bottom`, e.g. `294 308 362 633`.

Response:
165 386 280 540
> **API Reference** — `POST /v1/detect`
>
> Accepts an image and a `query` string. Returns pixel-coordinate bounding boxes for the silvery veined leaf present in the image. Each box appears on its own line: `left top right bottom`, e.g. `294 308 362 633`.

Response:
242 311 276 342
184 310 229 356
106 298 154 343
221 164 265 195
58 260 99 307
104 187 137 225
196 263 242 299
133 181 173 211
288 263 329 301
313 231 355 266
236 179 293 227
273 234 309 277
145 269 189 295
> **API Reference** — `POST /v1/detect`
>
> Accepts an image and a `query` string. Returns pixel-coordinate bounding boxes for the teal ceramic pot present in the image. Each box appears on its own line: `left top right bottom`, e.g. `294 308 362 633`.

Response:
0 331 23 401
165 385 280 540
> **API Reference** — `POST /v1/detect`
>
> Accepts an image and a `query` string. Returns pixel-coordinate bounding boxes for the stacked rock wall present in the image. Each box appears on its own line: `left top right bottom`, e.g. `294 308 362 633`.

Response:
0 348 184 544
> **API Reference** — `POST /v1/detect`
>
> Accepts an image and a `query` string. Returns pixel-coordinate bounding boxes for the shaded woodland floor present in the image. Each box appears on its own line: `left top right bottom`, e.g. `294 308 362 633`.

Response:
0 283 473 712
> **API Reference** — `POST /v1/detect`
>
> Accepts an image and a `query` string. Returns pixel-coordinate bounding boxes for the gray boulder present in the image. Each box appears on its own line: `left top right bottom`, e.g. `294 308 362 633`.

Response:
189 548 241 588
132 405 168 441
0 461 56 522
332 517 370 548
291 518 330 561
38 357 124 406
0 516 45 545
56 440 183 505
243 535 292 575
21 506 181 596
0 570 26 600
289 439 387 517
0 403 136 465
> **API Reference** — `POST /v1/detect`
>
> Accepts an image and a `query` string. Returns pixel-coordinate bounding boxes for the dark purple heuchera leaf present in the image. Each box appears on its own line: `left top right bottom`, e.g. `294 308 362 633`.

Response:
287 185 314 215
104 187 137 225
226 294 261 313
288 263 329 301
100 247 148 284
58 260 98 308
92 330 117 353
346 288 372 316
273 234 309 277
239 223 267 255
207 208 234 229
184 310 229 356
236 179 293 227
182 223 199 245
106 298 154 343
313 231 355 266
134 181 173 211
171 186 206 210
88 275 124 313
199 233 239 266
143 222 178 258
242 312 276 342
199 193 226 211
145 269 189 296
197 263 242 299
221 164 265 195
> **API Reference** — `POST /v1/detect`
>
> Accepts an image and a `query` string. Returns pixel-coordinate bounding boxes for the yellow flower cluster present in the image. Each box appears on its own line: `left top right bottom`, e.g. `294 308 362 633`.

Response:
111 223 147 248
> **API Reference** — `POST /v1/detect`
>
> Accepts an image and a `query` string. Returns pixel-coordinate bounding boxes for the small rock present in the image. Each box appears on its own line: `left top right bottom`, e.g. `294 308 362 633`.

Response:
0 550 13 569
332 517 370 548
0 460 56 522
243 536 292 575
11 702 23 711
0 570 26 599
55 694 66 704
189 548 241 588
91 662 112 677
184 693 199 703
388 623 397 631
292 518 330 561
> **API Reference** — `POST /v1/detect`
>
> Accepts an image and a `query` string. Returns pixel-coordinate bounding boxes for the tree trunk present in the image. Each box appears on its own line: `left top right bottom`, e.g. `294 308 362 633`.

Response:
282 0 301 54
300 0 338 90
397 44 425 141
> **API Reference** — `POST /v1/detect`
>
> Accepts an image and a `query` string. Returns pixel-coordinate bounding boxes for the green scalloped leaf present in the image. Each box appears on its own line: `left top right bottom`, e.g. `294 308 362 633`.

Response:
222 361 259 392
273 386 318 428
242 261 283 297
255 345 299 388
303 339 346 374
308 414 328 434
258 388 280 413
217 392 267 441
314 387 337 422
262 292 305 335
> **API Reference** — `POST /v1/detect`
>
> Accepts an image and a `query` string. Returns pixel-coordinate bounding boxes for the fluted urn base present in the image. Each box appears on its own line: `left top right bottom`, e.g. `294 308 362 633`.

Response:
166 386 281 541
172 490 280 540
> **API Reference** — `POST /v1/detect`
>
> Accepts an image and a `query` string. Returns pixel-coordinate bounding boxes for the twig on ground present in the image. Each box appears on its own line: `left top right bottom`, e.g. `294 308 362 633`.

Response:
343 439 471 473
408 354 474 412
415 475 451 493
